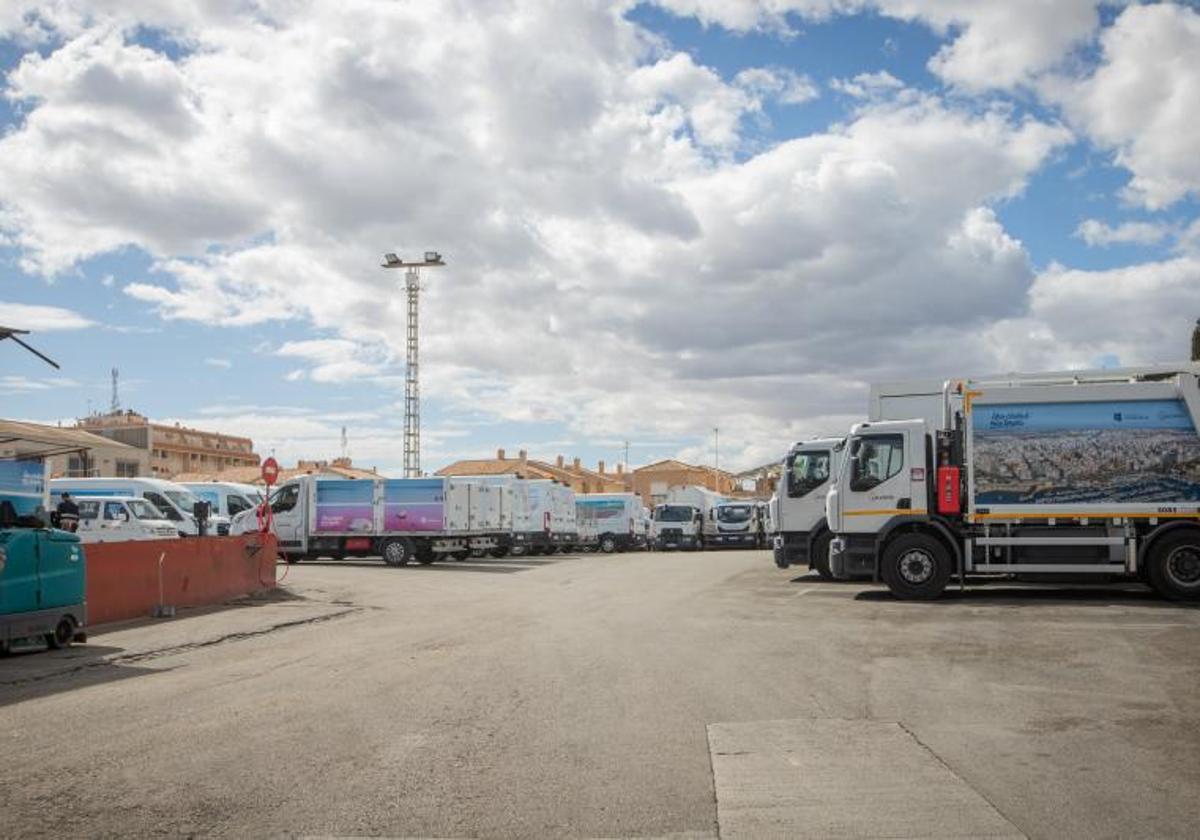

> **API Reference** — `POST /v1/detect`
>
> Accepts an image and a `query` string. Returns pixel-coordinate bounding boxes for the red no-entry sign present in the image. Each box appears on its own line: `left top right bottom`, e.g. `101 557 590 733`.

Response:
261 457 280 487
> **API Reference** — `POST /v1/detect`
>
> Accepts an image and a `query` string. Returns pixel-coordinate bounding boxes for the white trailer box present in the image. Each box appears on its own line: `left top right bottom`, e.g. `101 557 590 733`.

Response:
576 493 644 552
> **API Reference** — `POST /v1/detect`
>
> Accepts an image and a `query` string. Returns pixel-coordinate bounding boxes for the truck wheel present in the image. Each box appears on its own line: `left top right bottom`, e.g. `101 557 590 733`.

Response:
46 617 75 650
811 532 833 580
880 533 951 600
453 550 471 562
416 549 437 566
599 535 617 554
381 538 413 567
489 546 510 559
1147 531 1200 602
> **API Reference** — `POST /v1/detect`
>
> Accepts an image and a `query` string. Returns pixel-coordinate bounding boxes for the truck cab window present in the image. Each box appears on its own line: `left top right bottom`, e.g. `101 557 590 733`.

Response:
272 485 299 513
77 501 100 520
850 434 904 491
103 502 128 521
787 451 831 498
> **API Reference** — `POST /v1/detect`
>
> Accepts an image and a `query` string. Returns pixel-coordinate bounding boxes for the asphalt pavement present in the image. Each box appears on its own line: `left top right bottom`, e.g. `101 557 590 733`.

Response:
2 550 1198 838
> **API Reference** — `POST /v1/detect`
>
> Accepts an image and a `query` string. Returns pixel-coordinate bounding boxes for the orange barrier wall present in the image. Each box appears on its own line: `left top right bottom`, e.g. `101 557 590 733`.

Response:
85 534 278 626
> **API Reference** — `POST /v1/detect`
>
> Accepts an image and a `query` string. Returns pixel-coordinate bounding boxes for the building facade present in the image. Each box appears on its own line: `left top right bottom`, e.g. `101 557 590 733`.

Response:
75 410 260 479
628 459 738 506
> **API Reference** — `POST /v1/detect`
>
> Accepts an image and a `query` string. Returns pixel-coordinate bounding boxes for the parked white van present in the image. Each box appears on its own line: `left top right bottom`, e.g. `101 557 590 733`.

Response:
75 496 179 543
181 482 264 519
50 477 230 536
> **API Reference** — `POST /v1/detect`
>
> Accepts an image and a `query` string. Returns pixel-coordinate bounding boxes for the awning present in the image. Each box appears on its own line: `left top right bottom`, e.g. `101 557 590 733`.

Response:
0 419 135 461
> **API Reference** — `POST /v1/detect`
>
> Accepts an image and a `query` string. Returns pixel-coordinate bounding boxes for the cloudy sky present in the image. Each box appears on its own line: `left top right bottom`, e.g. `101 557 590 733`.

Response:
1 1 1198 475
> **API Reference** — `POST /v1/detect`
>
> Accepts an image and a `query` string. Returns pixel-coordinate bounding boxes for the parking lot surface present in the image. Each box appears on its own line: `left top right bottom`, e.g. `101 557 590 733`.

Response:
2 550 1198 838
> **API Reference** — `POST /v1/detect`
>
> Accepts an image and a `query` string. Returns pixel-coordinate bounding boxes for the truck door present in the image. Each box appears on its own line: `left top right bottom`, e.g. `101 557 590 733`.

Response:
785 448 833 530
40 531 85 611
269 483 303 548
840 431 914 535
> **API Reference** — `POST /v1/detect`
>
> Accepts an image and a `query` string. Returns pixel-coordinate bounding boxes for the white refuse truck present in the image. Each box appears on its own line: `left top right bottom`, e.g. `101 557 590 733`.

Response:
576 493 644 553
232 474 503 565
650 486 723 550
827 363 1200 601
769 438 844 575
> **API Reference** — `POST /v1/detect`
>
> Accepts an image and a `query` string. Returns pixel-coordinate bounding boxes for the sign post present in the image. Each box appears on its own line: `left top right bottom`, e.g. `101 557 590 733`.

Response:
260 457 280 534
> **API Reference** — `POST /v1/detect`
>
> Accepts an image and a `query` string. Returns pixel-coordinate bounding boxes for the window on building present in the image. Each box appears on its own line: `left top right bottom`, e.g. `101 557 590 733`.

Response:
115 460 140 478
67 454 94 477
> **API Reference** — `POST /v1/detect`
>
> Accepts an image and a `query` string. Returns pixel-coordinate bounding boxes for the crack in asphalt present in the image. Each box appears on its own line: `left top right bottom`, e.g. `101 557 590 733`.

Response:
0 606 361 687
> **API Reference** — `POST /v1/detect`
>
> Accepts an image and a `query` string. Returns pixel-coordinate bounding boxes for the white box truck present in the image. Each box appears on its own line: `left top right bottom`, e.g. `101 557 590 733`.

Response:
232 475 502 565
576 493 644 553
769 438 843 575
651 486 723 551
827 363 1200 601
708 500 767 549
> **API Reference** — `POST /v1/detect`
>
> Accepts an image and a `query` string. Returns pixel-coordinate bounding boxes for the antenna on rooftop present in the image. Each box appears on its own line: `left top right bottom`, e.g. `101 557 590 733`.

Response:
111 368 120 413
341 425 348 459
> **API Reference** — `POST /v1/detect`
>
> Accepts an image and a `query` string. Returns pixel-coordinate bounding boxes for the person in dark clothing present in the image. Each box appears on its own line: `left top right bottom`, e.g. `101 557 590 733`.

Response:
56 492 80 532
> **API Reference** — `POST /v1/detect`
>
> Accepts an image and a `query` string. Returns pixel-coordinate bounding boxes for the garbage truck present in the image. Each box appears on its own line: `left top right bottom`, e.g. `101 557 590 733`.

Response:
769 438 844 575
232 475 504 565
1 459 87 652
827 363 1200 601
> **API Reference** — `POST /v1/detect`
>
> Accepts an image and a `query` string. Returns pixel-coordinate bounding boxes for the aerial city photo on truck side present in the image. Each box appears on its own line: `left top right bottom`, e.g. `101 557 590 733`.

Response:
3 2 1200 838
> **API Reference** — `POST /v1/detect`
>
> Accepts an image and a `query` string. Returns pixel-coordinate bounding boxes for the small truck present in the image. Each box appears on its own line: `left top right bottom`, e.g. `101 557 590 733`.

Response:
576 493 644 553
233 475 504 565
769 438 843 575
0 528 87 652
828 363 1200 600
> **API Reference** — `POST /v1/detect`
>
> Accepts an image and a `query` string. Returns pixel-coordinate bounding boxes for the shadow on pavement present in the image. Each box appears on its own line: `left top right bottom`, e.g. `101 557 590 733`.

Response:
0 644 166 708
854 584 1199 609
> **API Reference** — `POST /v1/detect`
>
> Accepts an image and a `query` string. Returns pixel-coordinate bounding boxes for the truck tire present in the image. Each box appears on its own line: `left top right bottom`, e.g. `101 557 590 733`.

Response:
1146 531 1200 602
880 533 952 600
489 546 510 559
46 617 75 650
599 534 617 554
811 532 833 580
381 538 413 567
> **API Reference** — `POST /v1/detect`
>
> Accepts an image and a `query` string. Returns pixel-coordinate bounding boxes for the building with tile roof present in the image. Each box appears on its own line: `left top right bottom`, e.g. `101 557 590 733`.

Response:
173 457 380 486
437 449 628 494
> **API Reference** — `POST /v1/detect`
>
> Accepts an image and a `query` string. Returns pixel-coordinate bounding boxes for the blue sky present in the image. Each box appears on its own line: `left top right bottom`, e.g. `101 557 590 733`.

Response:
2 1 1198 475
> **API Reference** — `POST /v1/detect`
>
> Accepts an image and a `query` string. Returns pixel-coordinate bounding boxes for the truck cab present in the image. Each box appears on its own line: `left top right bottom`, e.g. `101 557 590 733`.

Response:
651 504 701 550
708 501 763 548
75 496 179 543
826 420 930 580
771 438 842 576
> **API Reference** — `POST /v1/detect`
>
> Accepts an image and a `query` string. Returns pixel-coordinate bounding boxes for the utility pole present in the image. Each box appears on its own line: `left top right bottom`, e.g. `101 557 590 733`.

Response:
111 368 120 413
381 251 445 478
713 427 720 491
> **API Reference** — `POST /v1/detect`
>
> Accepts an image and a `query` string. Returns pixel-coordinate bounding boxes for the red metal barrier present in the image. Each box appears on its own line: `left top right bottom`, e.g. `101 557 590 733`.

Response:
85 534 278 626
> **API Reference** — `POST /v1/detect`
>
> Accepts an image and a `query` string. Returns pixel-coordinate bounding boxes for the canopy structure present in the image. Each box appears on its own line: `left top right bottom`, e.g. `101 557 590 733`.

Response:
0 325 60 369
0 419 134 461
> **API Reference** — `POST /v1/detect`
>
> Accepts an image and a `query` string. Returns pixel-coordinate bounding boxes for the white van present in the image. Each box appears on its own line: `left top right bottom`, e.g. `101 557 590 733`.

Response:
75 496 180 543
181 482 264 519
50 477 230 536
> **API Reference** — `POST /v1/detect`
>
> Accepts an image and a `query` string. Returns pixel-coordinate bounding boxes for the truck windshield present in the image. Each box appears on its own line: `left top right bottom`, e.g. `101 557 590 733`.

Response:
717 505 752 523
787 450 830 497
654 505 694 522
127 499 163 520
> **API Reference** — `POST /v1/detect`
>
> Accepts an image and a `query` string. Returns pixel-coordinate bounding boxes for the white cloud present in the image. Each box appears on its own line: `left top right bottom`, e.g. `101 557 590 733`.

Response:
1052 3 1200 210
8 1 1186 473
0 375 79 394
647 1 1102 90
734 66 818 105
0 301 94 330
830 70 904 99
203 357 232 369
1075 219 1171 248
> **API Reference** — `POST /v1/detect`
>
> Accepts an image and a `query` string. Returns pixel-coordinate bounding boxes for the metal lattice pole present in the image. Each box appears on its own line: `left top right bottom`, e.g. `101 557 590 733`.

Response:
403 267 421 478
381 251 444 479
